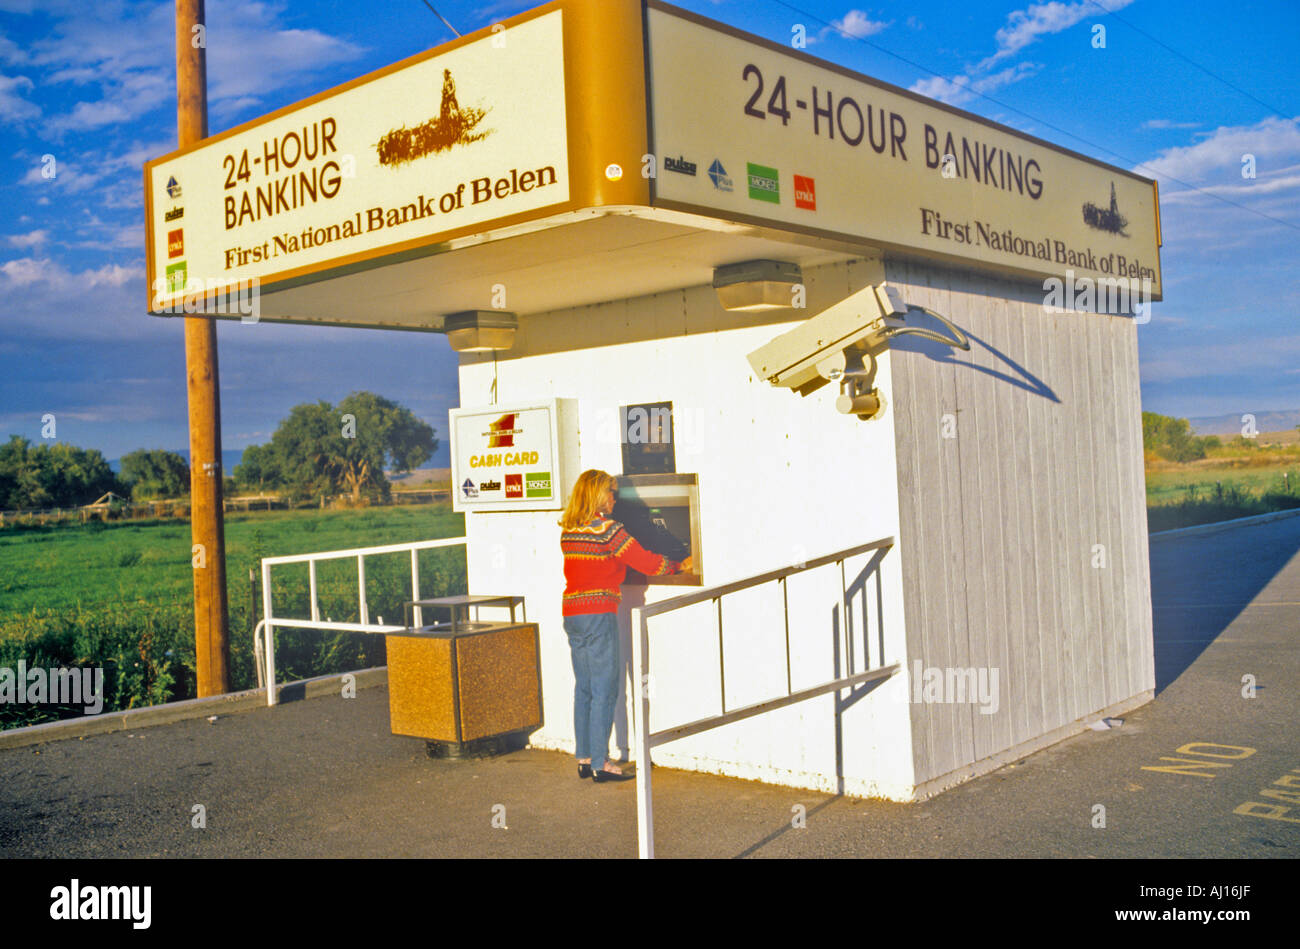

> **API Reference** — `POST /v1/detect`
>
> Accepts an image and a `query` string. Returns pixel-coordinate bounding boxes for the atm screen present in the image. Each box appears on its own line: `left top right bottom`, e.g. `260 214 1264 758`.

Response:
612 499 690 563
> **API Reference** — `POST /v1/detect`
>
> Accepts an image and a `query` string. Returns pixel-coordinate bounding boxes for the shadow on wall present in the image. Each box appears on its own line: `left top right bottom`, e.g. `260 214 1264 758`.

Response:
888 313 1059 403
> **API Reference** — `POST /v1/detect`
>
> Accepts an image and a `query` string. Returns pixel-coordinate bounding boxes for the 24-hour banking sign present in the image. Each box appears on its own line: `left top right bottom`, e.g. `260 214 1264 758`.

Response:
645 3 1162 298
146 0 1162 319
144 9 569 312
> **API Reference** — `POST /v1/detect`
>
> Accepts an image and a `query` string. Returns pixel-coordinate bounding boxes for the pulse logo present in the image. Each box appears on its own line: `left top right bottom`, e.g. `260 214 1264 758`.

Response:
664 155 697 176
707 160 733 192
167 229 184 259
793 175 816 211
165 175 182 199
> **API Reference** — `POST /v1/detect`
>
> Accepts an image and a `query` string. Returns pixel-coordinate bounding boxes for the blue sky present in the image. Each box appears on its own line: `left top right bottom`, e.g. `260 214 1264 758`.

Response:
1 0 1297 466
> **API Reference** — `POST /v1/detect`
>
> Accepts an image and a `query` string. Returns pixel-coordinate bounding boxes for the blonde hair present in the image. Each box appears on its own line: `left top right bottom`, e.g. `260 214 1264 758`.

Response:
559 469 616 528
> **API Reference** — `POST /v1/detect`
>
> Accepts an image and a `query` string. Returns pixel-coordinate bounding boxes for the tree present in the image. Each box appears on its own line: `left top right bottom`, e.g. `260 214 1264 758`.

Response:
249 393 437 501
1141 412 1211 463
119 449 190 500
232 443 282 493
0 435 121 509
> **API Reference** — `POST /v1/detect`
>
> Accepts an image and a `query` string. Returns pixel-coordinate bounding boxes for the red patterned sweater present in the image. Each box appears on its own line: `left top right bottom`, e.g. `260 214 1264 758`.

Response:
561 516 682 615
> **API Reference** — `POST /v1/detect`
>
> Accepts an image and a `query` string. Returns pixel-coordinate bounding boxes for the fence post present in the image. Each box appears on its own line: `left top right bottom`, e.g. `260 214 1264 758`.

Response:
261 559 276 706
632 607 655 859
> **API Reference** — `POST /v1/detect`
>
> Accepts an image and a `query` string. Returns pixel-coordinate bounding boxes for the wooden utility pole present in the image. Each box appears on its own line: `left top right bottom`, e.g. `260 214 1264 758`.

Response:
177 0 231 695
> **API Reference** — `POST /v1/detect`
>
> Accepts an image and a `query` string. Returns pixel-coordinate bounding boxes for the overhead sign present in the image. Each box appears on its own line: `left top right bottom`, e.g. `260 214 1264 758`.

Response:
144 9 569 312
645 3 1162 298
450 400 563 512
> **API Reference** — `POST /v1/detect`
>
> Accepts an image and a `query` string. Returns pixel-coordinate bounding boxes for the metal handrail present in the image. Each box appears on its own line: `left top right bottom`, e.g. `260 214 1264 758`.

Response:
630 535 897 858
258 537 467 706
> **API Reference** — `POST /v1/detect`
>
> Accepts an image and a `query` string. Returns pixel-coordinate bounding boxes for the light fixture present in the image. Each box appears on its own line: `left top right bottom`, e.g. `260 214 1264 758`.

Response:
712 259 803 311
443 310 518 352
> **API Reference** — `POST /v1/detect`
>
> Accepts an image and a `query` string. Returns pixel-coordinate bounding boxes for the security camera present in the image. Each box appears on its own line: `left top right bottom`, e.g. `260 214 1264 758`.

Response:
745 283 907 390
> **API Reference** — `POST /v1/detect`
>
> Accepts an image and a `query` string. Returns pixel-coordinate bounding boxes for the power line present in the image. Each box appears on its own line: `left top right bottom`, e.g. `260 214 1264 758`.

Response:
418 0 461 37
762 0 1299 233
1085 0 1290 120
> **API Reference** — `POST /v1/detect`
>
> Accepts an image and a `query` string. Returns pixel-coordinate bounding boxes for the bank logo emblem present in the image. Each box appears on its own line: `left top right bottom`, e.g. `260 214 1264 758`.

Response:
747 163 779 203
505 474 523 498
376 68 492 167
708 160 733 192
164 206 184 222
167 229 184 258
1082 181 1129 236
525 471 551 498
165 261 186 294
484 413 521 448
793 175 816 210
461 477 478 499
165 176 182 198
479 479 501 492
664 155 697 176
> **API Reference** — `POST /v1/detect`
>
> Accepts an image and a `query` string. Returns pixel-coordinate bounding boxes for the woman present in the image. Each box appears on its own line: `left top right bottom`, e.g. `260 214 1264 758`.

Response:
559 469 692 783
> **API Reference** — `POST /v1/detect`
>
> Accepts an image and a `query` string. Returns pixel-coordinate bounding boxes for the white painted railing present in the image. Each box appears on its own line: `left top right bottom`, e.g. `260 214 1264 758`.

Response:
258 537 467 706
630 536 900 858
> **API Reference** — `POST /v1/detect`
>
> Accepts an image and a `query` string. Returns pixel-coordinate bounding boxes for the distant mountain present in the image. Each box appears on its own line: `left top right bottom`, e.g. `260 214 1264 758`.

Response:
1188 410 1300 436
108 448 245 474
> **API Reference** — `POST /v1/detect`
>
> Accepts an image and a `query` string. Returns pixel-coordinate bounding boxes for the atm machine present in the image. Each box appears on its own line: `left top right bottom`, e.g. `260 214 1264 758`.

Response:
613 402 702 584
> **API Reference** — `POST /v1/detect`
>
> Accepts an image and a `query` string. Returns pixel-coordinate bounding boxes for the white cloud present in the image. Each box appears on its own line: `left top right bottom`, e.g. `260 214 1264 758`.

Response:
978 0 1134 71
1138 117 1300 186
0 72 39 122
7 2 365 136
0 256 134 289
819 10 892 41
1142 119 1202 131
6 228 47 248
912 61 1041 106
911 0 1130 108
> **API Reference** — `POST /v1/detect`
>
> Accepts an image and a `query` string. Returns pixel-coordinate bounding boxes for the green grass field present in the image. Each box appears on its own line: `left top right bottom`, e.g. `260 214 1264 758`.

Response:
0 504 463 616
0 504 466 728
1145 463 1300 506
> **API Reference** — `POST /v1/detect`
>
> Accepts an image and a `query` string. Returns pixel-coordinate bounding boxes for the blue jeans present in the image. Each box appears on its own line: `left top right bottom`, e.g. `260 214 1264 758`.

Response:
563 612 620 768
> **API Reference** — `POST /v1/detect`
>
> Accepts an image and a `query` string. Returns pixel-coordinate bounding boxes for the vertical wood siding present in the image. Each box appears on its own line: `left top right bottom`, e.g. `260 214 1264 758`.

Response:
886 258 1154 785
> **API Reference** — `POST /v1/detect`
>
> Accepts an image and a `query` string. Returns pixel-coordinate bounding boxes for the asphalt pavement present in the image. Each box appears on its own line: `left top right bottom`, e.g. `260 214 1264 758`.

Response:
0 515 1297 859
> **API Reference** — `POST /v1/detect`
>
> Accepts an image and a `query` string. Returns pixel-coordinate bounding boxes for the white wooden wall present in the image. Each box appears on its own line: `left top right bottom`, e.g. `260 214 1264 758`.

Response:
885 256 1155 790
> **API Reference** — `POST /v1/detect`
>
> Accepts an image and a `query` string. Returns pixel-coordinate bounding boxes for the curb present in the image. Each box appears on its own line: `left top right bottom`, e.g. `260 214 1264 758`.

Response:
1149 506 1300 541
0 666 388 751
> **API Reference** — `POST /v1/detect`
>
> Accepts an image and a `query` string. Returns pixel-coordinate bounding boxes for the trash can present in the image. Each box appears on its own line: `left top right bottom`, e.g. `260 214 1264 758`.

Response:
385 596 542 756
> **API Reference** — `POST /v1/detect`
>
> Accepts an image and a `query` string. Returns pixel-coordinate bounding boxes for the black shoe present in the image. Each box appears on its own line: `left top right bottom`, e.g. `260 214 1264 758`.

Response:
577 762 593 779
592 768 634 783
